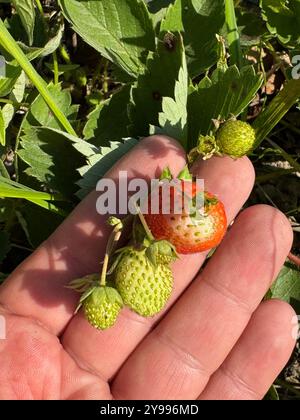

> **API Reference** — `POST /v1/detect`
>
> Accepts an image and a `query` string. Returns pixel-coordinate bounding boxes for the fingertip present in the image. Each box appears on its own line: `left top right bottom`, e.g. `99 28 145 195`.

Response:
110 135 186 181
250 298 297 360
139 134 186 156
192 155 255 188
236 205 294 258
261 298 297 327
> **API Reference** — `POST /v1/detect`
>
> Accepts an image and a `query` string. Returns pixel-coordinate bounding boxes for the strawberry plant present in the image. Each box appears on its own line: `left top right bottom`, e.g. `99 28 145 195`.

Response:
0 0 300 399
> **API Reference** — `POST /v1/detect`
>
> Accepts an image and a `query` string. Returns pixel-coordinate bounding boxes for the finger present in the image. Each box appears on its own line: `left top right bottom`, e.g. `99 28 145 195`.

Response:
61 156 255 381
111 206 293 400
199 300 296 400
0 136 186 335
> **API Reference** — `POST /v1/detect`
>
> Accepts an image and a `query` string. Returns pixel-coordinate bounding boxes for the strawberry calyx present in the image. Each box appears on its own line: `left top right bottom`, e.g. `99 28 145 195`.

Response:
204 193 219 208
188 134 221 163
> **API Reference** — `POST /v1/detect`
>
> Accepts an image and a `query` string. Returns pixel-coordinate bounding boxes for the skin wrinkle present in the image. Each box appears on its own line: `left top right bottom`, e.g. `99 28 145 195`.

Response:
0 302 54 337
63 342 108 384
216 364 263 400
202 274 255 316
153 328 211 374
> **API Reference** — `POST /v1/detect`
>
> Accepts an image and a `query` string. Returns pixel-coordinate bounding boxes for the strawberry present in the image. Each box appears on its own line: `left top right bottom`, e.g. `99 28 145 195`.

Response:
82 286 123 330
216 120 256 158
114 247 173 317
143 175 227 254
69 218 125 330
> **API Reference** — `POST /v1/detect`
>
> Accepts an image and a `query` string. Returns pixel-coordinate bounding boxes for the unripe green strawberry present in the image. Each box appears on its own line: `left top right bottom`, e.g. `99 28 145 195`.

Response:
216 120 256 157
114 247 173 317
82 286 123 330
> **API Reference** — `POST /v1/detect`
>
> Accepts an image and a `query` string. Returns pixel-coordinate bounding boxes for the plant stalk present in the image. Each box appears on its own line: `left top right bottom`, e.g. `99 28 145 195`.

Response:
137 210 154 241
53 51 59 85
0 18 76 136
100 220 123 286
225 0 242 69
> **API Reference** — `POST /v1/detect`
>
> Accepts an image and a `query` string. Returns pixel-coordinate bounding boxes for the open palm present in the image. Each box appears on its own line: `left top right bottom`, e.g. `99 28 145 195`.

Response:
0 136 296 400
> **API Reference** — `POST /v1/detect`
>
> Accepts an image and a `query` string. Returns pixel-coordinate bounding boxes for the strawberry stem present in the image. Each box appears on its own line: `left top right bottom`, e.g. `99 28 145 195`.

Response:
137 210 154 241
100 218 123 286
100 254 109 286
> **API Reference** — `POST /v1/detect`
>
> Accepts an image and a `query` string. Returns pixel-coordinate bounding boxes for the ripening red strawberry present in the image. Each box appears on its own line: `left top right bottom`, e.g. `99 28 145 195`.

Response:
144 179 227 254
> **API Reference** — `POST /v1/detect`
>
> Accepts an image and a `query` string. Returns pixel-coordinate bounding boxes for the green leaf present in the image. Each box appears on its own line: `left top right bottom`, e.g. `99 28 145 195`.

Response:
83 85 131 146
160 0 184 32
12 0 36 46
270 261 300 313
18 127 84 198
225 0 242 69
0 176 59 200
0 103 14 145
58 0 155 78
182 0 225 77
152 44 188 147
159 166 173 180
0 230 10 263
9 70 26 103
253 79 300 147
0 108 5 146
0 18 76 135
260 0 300 46
18 23 64 61
24 83 78 130
187 65 263 148
76 138 138 199
148 0 175 13
236 5 266 41
0 62 22 97
129 31 184 137
20 202 64 248
0 176 65 215
151 0 226 76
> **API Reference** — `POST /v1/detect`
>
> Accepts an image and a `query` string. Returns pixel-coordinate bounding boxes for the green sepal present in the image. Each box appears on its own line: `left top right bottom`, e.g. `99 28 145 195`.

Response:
204 193 219 207
197 135 220 159
103 286 124 307
67 273 99 293
77 285 123 314
75 285 97 313
159 167 173 181
177 165 192 181
188 135 221 163
107 216 123 229
146 240 178 266
107 250 127 276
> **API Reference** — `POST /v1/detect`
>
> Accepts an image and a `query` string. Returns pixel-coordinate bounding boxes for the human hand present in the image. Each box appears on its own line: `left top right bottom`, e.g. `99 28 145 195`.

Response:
0 136 296 400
